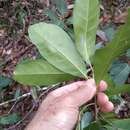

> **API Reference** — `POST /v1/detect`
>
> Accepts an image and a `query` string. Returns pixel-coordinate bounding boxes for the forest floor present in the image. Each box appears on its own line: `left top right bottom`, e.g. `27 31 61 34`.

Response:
0 0 130 129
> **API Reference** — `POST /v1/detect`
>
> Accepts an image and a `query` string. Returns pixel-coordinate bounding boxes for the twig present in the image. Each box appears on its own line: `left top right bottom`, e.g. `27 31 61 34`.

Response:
31 86 38 101
39 83 61 99
0 83 60 107
81 103 95 115
88 63 98 121
76 103 95 130
0 87 47 107
94 96 98 120
7 101 18 114
89 64 95 79
1 84 60 129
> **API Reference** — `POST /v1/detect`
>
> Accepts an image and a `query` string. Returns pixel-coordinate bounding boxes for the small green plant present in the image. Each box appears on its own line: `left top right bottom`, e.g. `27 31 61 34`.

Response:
14 0 100 85
13 0 130 129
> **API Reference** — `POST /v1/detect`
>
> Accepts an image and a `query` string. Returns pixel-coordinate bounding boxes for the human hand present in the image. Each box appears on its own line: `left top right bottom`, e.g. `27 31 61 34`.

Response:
26 79 114 130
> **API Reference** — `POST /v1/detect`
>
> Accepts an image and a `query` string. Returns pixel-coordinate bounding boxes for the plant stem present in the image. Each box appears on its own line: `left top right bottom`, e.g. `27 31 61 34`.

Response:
75 103 95 130
89 63 99 121
0 87 47 107
89 64 95 79
76 63 97 130
94 96 98 120
31 86 38 102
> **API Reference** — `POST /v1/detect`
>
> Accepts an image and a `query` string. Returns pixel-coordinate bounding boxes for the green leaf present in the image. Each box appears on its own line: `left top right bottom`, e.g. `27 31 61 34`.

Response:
44 9 65 29
0 113 21 125
73 0 100 63
52 0 67 15
107 84 130 96
14 88 21 99
126 48 130 57
94 10 130 85
109 60 130 85
28 22 87 78
105 119 130 130
14 59 77 86
103 24 115 41
83 122 100 130
81 112 93 130
100 112 116 120
0 75 12 90
17 9 27 26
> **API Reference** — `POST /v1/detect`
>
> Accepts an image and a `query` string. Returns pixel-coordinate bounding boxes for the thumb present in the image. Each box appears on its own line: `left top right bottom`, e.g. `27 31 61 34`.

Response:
68 79 96 107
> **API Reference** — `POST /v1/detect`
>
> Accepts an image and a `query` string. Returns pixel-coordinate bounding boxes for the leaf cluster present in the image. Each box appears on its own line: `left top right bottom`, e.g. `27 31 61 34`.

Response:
13 0 130 130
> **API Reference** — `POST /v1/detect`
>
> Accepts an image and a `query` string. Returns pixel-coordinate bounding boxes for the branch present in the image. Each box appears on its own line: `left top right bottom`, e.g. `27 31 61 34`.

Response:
0 87 47 107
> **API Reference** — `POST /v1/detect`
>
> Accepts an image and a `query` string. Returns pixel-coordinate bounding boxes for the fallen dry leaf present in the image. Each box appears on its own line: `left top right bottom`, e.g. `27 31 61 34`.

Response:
114 11 128 24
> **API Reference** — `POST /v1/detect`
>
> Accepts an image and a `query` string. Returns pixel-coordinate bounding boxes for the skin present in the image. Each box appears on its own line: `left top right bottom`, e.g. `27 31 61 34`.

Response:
26 79 114 130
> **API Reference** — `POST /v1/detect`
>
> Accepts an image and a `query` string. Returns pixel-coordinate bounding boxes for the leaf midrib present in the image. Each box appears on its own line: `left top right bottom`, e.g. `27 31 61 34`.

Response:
16 73 72 75
34 29 87 78
84 0 90 63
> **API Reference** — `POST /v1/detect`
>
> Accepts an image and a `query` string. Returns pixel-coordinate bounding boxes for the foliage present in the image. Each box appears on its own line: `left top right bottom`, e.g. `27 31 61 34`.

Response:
126 48 130 57
0 75 12 90
0 113 21 125
73 0 99 64
28 22 87 78
44 0 74 39
44 8 65 28
51 0 67 16
104 119 130 130
109 60 130 86
110 61 129 85
107 48 130 95
103 24 115 41
13 0 130 130
81 112 93 129
93 10 130 97
94 9 130 84
84 122 100 130
14 0 100 85
14 59 76 85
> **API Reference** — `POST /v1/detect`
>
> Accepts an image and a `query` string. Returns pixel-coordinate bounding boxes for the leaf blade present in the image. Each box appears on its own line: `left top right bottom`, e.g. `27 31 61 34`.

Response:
28 22 87 78
0 75 12 90
52 0 67 15
14 59 77 86
110 61 130 85
105 119 130 130
73 0 99 63
0 113 21 125
84 122 100 130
